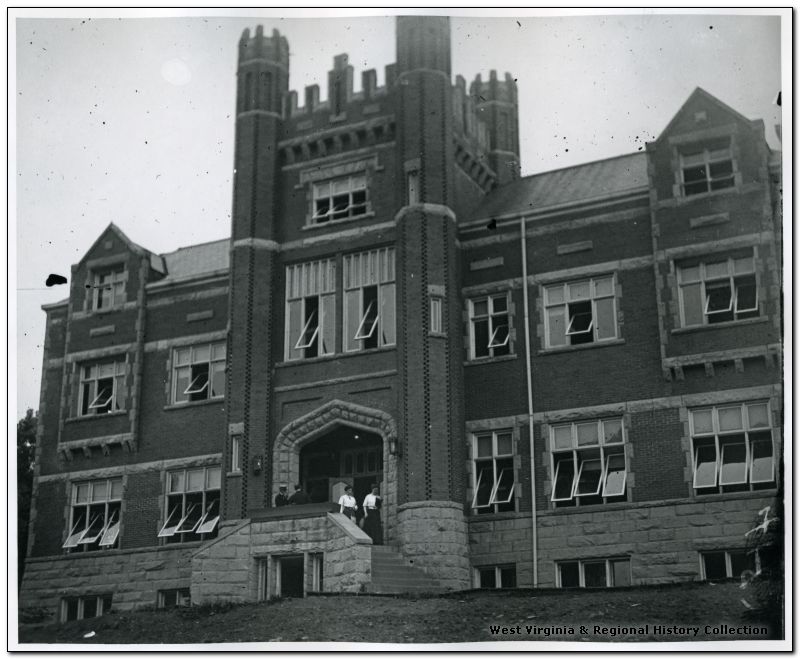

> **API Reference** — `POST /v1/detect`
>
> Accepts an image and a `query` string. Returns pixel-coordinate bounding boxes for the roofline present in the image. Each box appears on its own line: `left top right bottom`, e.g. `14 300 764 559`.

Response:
146 269 230 291
518 150 644 181
41 298 69 311
160 236 230 257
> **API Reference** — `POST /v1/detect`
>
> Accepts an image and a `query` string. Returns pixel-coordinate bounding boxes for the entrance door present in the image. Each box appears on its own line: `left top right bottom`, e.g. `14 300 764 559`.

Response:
278 555 304 598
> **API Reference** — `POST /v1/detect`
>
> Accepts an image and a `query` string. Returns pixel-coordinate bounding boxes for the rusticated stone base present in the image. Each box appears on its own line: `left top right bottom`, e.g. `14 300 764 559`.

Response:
396 501 470 591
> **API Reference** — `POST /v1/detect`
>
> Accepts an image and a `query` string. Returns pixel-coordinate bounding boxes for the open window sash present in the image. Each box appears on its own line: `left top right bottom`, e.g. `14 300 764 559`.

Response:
195 500 220 535
734 281 759 314
749 438 775 484
719 441 748 485
488 468 515 504
293 309 320 350
88 385 113 410
183 372 209 396
693 444 719 488
551 457 577 502
487 323 510 349
78 514 106 544
601 453 627 497
565 313 593 337
354 300 379 340
573 458 603 497
98 511 121 547
175 503 202 534
471 466 493 508
62 515 88 549
157 505 183 538
704 283 733 315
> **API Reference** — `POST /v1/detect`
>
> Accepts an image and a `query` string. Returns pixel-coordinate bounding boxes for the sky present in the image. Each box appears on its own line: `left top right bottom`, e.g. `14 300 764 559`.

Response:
12 9 785 418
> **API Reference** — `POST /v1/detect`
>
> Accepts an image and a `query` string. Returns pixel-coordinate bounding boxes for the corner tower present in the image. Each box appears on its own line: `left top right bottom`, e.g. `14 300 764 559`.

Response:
471 70 520 185
394 16 469 589
224 27 289 519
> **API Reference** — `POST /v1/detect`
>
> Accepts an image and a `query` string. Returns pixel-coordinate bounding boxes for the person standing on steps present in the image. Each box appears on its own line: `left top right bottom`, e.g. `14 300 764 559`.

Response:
338 484 357 520
288 483 310 505
274 485 289 507
362 484 382 545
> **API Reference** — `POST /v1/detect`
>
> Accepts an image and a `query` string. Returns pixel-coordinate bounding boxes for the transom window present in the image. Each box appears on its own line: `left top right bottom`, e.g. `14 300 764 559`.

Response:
63 478 122 551
469 294 510 359
173 343 226 404
79 360 126 416
471 430 515 514
285 259 336 360
680 141 735 196
690 402 774 494
312 174 367 223
550 418 626 507
678 255 758 326
92 265 125 310
544 276 616 348
476 564 517 589
159 467 221 543
700 549 759 581
343 248 396 352
557 557 631 588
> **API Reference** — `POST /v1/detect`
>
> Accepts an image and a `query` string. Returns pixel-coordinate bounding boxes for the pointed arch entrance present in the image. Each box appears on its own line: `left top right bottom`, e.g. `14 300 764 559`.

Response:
273 400 398 541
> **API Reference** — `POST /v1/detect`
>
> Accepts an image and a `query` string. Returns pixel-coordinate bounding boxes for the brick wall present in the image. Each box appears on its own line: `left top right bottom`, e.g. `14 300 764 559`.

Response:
29 479 66 558
122 471 163 549
629 407 687 502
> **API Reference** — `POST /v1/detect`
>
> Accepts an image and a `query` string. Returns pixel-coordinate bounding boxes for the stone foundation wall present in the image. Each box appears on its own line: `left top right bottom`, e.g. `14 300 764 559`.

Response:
192 512 372 604
20 544 194 620
396 501 470 590
467 495 777 587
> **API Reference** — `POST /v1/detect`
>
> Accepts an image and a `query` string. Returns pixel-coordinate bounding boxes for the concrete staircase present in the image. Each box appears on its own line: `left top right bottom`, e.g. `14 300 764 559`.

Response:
367 545 442 594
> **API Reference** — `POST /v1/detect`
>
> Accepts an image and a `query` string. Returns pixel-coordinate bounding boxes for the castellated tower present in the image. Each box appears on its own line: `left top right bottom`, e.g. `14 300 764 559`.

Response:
471 70 520 185
393 16 470 587
224 27 289 518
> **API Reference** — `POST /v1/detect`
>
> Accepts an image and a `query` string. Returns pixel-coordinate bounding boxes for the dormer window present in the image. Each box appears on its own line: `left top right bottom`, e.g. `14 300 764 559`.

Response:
680 139 735 196
92 265 126 310
312 174 367 223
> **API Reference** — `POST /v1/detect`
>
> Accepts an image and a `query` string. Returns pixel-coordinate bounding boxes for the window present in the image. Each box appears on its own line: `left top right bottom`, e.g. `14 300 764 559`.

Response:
79 360 126 416
471 430 515 514
430 296 443 335
231 435 242 474
285 259 336 360
92 265 125 310
690 402 775 494
310 553 324 592
680 141 734 196
678 255 758 326
61 594 113 622
469 294 510 359
158 588 191 608
544 276 616 348
550 418 626 507
557 558 631 588
172 343 226 404
63 478 122 551
343 248 396 351
477 564 517 589
159 466 221 543
312 174 367 223
701 550 759 581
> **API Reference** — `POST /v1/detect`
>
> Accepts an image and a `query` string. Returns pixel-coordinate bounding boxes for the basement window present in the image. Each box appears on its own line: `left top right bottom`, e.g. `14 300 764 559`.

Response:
476 564 517 589
700 550 759 581
61 594 113 622
157 588 191 608
557 558 631 588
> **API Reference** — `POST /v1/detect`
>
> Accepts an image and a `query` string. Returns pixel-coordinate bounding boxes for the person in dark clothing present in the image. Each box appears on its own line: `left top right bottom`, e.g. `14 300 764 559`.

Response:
274 485 289 507
288 483 310 505
362 484 382 545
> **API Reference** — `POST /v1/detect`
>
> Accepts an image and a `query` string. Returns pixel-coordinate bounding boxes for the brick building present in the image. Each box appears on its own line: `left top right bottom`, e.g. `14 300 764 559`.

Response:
20 17 783 620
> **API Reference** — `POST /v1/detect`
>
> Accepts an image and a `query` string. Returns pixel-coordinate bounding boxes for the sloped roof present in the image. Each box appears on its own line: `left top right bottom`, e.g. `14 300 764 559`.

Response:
472 152 649 221
160 239 230 282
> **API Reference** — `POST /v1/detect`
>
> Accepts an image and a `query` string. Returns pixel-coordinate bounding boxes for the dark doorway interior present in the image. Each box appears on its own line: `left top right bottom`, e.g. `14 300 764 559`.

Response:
279 555 304 598
300 426 383 509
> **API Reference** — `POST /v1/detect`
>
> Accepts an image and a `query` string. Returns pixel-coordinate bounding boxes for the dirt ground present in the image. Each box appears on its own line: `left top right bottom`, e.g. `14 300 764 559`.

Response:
18 581 781 646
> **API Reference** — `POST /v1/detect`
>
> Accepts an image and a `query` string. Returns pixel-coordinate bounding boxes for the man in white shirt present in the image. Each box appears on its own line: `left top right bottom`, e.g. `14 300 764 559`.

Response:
338 485 357 520
362 484 382 545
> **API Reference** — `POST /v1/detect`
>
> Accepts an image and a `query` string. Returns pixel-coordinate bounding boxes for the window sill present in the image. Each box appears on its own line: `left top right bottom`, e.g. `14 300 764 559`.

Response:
671 316 769 335
691 487 777 502
676 185 740 205
468 510 523 522
463 354 517 367
301 211 375 230
538 338 625 356
276 344 396 368
65 411 128 424
227 471 243 478
163 398 224 411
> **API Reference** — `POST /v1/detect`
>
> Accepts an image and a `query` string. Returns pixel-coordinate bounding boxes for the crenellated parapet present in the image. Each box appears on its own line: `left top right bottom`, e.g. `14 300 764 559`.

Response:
469 70 520 185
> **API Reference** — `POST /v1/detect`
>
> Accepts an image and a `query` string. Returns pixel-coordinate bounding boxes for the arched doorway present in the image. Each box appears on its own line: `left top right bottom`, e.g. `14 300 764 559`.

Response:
300 426 383 508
